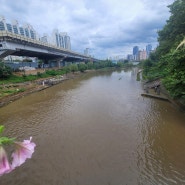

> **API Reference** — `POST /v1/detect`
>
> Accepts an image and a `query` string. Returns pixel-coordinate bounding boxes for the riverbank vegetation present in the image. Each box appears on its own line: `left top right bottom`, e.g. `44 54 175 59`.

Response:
0 60 133 98
0 60 133 84
141 0 185 102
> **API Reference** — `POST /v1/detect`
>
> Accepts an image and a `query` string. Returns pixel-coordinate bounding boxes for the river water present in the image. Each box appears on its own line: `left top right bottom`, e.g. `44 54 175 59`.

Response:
0 69 185 185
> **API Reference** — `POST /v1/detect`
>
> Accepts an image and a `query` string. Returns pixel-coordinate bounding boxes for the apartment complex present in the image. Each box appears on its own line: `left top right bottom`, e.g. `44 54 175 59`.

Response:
51 30 71 50
0 15 71 50
0 16 36 39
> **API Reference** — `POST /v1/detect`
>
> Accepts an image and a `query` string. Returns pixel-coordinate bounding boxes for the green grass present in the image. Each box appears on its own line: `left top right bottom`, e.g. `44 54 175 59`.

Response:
0 88 25 97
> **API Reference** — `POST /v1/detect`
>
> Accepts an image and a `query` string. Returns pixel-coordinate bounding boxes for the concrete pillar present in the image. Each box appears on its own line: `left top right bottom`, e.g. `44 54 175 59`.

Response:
57 60 61 68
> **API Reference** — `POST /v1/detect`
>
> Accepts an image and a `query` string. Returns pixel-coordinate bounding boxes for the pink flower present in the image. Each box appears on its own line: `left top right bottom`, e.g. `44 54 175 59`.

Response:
11 137 36 169
0 146 12 176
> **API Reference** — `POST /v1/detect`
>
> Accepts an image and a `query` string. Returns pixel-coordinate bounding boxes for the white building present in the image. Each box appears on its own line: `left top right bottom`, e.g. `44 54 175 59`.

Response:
51 30 71 50
0 16 6 31
12 20 19 34
0 16 72 52
60 32 71 50
40 33 49 43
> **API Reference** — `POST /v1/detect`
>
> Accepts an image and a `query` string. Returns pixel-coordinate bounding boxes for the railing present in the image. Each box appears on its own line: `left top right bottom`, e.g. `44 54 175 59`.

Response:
0 31 89 58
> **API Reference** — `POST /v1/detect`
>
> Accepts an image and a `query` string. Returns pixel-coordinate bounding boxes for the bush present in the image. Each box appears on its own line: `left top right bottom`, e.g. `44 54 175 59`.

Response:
70 64 78 73
78 63 87 72
0 62 12 78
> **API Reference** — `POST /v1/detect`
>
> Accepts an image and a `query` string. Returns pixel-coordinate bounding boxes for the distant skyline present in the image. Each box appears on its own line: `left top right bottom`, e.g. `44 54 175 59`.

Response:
0 0 174 59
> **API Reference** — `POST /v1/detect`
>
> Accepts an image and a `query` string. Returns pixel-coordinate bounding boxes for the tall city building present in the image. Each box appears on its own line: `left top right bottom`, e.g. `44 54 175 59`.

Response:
133 46 139 60
84 48 89 56
19 27 25 36
0 16 6 31
12 20 19 34
40 33 48 43
1 16 72 50
6 23 13 32
146 44 152 58
60 32 71 50
26 24 36 39
52 30 71 50
138 50 147 61
52 29 60 47
0 16 36 39
127 54 134 61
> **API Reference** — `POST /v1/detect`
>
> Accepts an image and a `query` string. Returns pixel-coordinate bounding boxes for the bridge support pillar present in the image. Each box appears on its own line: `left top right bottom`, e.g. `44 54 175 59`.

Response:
57 59 64 68
57 60 60 68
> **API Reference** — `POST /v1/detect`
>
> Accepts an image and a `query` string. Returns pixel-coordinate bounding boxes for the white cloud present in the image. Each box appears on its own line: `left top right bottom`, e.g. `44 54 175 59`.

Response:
0 0 174 59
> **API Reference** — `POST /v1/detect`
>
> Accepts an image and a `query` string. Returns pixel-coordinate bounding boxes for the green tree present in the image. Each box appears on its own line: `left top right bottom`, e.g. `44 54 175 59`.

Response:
162 49 185 98
117 62 123 68
142 0 185 100
70 64 78 73
0 62 12 79
157 0 185 56
87 62 94 69
78 63 87 72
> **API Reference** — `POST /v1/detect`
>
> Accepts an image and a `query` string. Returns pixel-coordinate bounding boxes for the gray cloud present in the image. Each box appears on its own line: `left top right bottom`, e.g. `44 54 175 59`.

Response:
0 0 174 59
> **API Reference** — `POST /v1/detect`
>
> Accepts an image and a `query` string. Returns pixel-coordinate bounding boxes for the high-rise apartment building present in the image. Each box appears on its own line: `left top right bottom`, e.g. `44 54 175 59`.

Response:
12 20 19 34
0 16 36 40
19 27 25 36
52 29 60 47
0 16 6 31
40 34 48 43
52 30 71 50
6 23 13 32
1 16 71 50
60 32 71 50
23 24 36 39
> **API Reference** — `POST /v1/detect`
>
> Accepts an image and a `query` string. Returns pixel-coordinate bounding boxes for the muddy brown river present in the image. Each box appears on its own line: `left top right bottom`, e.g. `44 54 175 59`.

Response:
0 69 185 185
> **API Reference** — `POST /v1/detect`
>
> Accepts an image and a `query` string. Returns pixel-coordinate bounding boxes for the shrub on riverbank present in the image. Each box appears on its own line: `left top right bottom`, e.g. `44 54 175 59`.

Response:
0 60 132 85
0 61 12 79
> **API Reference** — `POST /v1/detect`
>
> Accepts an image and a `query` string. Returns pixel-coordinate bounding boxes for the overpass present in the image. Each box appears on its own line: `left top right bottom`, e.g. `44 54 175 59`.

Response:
0 31 98 66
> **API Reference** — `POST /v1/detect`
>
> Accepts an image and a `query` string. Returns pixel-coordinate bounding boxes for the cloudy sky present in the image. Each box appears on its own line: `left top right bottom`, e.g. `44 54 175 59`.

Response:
1 0 174 59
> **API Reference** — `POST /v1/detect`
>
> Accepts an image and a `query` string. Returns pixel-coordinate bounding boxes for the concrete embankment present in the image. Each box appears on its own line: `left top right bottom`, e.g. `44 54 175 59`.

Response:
142 78 185 111
141 93 169 101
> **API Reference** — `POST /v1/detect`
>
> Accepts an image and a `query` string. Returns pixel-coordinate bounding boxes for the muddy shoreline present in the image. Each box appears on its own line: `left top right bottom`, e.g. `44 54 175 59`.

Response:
0 71 84 108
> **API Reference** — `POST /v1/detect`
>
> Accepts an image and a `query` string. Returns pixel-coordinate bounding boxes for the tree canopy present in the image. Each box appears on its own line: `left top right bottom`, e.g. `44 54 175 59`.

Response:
157 0 185 56
0 61 12 78
143 0 185 100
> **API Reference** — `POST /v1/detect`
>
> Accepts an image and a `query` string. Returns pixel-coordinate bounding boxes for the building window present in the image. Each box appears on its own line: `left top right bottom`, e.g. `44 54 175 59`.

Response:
0 21 5 31
30 30 35 39
13 25 19 34
6 23 13 32
19 27 25 36
25 28 29 37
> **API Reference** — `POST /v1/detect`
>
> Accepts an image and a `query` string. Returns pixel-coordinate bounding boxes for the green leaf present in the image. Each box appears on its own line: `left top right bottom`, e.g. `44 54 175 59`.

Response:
0 125 4 134
0 137 15 145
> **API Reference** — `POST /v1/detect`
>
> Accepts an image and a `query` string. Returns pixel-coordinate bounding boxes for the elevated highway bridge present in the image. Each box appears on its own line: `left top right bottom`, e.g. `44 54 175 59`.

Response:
0 31 98 66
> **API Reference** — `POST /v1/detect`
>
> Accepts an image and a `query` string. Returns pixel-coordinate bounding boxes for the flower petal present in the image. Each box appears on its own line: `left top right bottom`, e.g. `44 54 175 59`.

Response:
0 146 11 176
11 137 36 169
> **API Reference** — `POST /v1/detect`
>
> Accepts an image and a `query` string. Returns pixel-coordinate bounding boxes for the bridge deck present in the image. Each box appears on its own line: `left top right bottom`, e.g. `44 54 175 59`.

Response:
0 31 98 61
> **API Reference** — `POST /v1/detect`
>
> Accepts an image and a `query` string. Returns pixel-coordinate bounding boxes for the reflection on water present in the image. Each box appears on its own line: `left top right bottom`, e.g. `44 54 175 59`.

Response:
0 69 185 185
